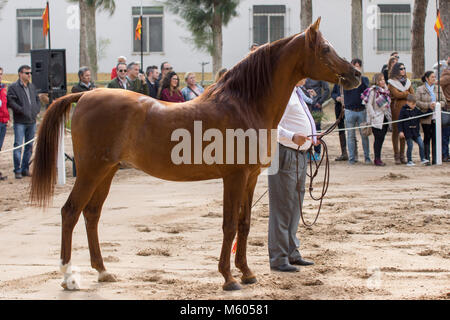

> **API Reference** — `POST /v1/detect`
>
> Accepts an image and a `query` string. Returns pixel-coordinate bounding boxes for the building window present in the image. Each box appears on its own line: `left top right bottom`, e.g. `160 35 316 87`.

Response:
377 4 411 52
132 6 163 53
253 5 286 45
17 8 46 54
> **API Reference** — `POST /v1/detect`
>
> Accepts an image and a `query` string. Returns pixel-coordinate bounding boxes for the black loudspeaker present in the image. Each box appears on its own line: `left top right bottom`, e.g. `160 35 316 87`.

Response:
30 49 67 98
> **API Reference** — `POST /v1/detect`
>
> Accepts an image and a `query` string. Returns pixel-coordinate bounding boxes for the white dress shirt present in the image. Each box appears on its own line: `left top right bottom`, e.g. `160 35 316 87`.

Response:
278 87 315 151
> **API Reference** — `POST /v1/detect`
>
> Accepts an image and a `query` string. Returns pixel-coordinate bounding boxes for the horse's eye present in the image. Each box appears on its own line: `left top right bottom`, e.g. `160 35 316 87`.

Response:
322 46 330 54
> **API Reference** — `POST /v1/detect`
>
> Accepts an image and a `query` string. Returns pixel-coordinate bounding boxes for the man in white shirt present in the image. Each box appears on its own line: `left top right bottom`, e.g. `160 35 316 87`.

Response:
268 80 318 272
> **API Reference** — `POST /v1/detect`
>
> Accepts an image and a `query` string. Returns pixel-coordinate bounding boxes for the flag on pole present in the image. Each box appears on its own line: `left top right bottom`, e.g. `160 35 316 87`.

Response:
434 9 444 37
135 16 142 41
42 2 49 38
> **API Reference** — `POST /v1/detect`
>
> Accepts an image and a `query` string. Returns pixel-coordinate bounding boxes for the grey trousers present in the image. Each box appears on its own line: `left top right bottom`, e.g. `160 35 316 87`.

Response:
268 143 307 268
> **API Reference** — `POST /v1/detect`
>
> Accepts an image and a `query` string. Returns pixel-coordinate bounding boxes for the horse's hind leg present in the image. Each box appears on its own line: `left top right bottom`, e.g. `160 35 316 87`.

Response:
82 166 118 283
60 165 115 289
235 171 258 285
219 171 248 291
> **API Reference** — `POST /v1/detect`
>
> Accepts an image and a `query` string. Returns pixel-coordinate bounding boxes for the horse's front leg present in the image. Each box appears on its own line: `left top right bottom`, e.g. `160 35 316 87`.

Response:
219 170 249 291
235 170 259 285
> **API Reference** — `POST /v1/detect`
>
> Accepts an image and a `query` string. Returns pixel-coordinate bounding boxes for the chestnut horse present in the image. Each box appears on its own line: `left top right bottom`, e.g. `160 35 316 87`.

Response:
31 18 360 291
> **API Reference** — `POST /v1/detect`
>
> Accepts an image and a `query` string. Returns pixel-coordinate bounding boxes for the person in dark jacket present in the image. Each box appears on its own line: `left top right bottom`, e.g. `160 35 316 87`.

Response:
126 62 149 95
145 65 159 99
71 67 96 93
304 79 330 160
331 84 348 161
334 59 370 164
398 94 429 166
7 65 41 179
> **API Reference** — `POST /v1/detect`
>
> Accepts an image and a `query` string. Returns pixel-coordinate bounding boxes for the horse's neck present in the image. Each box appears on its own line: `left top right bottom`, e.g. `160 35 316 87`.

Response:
264 37 307 129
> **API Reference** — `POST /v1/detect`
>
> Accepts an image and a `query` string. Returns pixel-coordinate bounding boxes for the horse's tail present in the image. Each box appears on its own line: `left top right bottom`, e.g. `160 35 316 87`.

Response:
30 92 85 208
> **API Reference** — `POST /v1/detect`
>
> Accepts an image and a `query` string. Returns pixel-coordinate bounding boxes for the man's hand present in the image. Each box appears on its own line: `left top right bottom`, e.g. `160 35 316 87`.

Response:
292 133 310 146
315 103 322 109
336 96 343 103
399 132 405 139
138 73 146 83
307 89 317 97
312 133 323 146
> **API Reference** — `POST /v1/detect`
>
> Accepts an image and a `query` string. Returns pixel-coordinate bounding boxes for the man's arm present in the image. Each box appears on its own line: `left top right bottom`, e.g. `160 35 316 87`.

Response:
6 86 25 114
318 81 330 105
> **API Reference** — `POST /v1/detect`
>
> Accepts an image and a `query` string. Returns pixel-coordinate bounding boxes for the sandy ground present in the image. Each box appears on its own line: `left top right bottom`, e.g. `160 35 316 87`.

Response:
0 115 449 300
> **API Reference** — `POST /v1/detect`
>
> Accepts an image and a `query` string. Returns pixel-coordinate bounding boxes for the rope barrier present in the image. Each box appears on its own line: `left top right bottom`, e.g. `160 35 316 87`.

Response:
321 111 438 133
0 128 71 156
0 112 447 156
0 137 36 154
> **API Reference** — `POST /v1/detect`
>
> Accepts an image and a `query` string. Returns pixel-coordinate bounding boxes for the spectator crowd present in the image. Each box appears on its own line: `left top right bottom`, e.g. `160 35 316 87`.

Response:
0 51 449 181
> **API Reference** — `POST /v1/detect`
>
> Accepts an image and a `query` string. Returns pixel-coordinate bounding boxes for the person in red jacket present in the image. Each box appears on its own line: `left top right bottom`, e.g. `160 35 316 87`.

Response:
0 67 10 180
111 56 127 80
159 71 185 103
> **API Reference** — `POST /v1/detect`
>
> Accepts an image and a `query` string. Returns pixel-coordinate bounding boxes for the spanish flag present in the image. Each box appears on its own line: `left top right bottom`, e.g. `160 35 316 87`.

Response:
135 16 142 41
434 9 444 37
42 2 49 38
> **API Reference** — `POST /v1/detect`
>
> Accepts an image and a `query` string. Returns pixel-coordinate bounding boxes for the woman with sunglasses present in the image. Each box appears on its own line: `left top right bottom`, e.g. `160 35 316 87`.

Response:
388 62 414 165
415 71 446 164
159 71 185 103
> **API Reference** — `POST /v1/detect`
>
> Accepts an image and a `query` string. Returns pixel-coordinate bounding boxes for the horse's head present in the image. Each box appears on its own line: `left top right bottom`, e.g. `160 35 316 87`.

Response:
301 17 361 90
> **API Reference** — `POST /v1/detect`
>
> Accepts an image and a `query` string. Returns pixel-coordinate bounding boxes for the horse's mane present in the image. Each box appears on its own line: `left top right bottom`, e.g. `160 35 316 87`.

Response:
202 36 294 109
202 30 323 111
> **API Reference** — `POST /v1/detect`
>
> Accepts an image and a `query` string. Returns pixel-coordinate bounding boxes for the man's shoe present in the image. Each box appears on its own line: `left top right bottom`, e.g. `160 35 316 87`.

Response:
270 264 299 272
15 172 22 179
21 170 31 177
374 159 386 166
335 154 348 161
290 258 314 266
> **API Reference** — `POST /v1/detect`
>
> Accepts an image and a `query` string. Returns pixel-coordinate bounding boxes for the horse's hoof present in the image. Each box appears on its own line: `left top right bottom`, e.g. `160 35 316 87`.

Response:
61 276 81 291
241 276 257 285
98 271 117 282
223 281 242 291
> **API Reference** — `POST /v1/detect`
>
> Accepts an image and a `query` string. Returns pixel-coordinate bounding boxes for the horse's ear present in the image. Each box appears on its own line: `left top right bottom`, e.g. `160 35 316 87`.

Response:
312 17 321 31
305 17 321 49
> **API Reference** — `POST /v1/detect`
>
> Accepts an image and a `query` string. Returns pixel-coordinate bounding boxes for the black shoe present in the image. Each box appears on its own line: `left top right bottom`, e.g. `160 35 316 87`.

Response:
290 257 314 266
15 172 22 179
0 172 7 181
21 170 31 177
271 264 299 272
335 154 348 161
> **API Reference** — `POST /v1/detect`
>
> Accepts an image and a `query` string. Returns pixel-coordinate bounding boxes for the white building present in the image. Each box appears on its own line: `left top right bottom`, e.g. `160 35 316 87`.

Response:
0 0 441 75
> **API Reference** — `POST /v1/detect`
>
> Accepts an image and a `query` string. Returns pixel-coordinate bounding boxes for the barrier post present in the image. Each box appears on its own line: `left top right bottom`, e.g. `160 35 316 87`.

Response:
435 102 442 165
57 119 66 184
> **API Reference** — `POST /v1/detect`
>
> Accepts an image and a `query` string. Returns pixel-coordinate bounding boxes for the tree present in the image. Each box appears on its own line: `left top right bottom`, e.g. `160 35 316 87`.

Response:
300 0 312 32
411 0 428 79
438 0 449 60
0 0 7 20
166 0 239 76
351 0 363 61
71 0 116 80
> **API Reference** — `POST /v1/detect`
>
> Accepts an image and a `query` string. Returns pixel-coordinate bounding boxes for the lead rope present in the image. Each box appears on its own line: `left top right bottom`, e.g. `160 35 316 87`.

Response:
296 78 345 227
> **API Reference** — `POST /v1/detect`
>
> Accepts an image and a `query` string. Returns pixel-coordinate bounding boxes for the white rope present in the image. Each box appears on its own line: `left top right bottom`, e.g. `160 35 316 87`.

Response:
0 137 36 154
0 128 71 156
325 111 435 133
0 112 446 156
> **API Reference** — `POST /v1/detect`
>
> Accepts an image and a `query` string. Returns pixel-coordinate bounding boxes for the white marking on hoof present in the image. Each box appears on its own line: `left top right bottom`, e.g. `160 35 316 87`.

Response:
60 261 81 290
